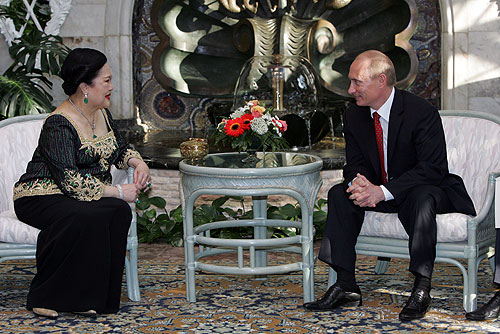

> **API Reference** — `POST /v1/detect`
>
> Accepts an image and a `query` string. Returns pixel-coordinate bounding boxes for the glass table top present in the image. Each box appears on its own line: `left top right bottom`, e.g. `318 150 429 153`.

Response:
183 152 321 169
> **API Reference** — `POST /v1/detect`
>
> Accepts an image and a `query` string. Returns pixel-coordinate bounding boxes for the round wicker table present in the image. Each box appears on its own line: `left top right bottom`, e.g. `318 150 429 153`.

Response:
179 152 323 302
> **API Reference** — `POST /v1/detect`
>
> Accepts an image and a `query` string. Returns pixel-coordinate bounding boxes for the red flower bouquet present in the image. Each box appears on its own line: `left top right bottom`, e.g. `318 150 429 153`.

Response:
212 100 289 152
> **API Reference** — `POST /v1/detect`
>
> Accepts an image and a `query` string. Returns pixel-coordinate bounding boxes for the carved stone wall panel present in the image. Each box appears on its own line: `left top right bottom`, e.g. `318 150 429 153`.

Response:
133 0 441 131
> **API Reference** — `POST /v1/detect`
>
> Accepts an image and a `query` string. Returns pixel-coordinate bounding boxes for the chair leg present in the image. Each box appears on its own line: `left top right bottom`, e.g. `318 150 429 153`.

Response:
374 257 391 274
464 257 478 312
125 247 141 302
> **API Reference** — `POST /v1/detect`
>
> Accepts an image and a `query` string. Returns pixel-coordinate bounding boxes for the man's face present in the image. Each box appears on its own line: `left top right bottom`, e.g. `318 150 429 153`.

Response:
347 59 382 109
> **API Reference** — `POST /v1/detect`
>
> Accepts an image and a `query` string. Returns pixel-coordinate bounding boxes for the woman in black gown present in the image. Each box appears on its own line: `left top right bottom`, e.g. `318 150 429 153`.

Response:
13 48 151 318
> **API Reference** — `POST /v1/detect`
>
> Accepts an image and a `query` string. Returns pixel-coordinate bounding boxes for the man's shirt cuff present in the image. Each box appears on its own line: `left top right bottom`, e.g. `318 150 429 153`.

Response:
380 185 394 201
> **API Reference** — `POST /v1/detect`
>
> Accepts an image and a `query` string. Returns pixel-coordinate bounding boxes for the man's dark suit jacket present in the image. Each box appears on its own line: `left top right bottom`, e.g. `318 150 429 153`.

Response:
341 88 475 216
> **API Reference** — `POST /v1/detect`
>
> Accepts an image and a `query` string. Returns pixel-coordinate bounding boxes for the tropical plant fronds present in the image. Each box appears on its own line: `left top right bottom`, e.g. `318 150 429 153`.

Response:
0 1 70 118
0 68 53 118
8 30 71 75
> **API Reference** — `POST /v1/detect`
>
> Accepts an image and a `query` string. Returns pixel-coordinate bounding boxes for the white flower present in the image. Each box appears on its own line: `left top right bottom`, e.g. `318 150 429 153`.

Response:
250 117 269 135
261 113 272 121
230 107 247 119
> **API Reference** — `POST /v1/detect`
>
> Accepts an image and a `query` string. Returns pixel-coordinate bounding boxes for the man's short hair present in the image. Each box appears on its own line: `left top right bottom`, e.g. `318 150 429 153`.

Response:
356 50 396 86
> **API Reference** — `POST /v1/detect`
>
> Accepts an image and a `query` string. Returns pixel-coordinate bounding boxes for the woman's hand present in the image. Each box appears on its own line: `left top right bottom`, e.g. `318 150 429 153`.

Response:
121 183 141 203
104 184 141 203
128 158 151 190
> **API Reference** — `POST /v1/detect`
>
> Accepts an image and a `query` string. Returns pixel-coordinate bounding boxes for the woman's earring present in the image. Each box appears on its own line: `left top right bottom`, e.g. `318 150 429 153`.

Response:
84 92 88 104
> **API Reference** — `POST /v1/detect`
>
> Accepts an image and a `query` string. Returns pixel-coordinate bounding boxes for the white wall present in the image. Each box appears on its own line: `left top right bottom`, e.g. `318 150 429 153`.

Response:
57 0 134 119
441 0 500 117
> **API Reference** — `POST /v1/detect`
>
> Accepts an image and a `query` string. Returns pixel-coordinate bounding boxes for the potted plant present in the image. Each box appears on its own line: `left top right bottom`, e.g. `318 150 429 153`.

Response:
0 1 70 120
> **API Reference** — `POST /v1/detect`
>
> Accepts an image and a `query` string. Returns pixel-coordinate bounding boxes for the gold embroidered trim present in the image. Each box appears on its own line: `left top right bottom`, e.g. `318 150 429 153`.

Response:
13 179 62 201
61 170 105 201
13 176 113 201
117 149 143 169
80 132 118 171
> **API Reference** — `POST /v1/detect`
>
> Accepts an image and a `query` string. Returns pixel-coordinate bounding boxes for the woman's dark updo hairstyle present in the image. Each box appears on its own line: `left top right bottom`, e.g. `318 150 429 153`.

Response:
61 48 107 96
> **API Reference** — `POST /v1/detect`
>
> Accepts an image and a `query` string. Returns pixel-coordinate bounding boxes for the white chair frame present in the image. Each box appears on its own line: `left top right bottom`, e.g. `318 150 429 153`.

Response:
0 114 140 302
328 110 500 312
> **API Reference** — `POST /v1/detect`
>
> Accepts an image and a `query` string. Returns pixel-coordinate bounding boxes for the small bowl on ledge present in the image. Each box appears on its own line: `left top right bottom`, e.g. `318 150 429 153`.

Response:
180 138 209 163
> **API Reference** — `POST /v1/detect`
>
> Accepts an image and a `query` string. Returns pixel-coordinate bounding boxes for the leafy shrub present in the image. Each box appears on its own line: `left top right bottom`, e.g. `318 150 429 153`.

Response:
136 191 327 245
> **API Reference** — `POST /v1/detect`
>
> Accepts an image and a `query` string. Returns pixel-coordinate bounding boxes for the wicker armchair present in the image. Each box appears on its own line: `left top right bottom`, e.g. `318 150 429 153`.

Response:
0 114 140 301
328 110 500 312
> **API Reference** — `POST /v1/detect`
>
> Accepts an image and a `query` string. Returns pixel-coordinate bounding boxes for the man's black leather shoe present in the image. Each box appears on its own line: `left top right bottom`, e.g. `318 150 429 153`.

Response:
303 284 362 311
466 290 500 321
399 288 431 321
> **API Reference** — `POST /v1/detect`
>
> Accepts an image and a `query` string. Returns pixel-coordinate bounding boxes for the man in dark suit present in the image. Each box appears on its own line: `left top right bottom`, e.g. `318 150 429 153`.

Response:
303 50 476 321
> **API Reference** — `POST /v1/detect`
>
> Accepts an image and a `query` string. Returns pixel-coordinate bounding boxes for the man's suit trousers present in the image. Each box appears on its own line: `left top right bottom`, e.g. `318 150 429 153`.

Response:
318 184 457 278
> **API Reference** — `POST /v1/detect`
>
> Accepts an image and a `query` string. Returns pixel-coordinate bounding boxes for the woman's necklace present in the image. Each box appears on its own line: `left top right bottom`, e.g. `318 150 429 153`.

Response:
68 98 97 138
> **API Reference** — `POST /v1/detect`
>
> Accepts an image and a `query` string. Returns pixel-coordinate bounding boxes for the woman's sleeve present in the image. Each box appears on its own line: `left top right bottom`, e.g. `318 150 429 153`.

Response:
105 109 143 169
39 115 105 201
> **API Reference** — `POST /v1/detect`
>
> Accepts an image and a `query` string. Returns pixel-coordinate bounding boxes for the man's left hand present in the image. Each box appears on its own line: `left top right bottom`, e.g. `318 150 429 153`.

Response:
347 173 385 207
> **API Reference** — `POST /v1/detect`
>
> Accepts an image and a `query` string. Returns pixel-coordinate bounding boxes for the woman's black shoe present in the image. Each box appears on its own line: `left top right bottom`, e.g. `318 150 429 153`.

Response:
466 291 500 321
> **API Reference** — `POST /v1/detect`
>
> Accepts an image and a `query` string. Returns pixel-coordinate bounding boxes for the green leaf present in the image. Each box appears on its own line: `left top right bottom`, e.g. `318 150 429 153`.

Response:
279 204 300 219
313 210 327 224
136 216 149 226
135 199 150 211
170 206 183 223
145 209 157 220
315 198 328 209
212 196 229 208
149 196 166 209
222 207 238 218
155 213 170 223
10 30 70 77
0 70 52 117
170 232 184 247
159 220 176 235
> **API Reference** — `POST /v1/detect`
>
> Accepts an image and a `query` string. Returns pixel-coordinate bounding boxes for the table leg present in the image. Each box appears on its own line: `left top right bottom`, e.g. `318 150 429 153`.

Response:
301 209 314 303
252 196 267 267
184 196 197 302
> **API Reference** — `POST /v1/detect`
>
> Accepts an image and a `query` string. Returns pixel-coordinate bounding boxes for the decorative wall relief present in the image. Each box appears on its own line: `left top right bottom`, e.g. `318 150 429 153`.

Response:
151 0 417 97
0 0 71 45
133 0 441 131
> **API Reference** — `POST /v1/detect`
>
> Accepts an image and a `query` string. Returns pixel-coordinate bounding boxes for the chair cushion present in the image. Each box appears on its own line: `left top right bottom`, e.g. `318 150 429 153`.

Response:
0 118 44 213
0 210 39 244
360 211 470 242
443 115 500 212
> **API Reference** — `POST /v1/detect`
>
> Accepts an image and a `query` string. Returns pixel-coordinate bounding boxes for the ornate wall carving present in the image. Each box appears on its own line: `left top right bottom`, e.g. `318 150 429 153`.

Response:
133 0 441 131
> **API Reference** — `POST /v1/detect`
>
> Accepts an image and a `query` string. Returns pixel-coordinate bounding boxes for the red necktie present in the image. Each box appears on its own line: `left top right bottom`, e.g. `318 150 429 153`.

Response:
373 112 387 184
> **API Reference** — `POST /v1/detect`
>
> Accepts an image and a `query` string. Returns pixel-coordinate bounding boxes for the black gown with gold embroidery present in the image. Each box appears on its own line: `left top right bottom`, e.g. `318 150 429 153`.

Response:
13 109 142 314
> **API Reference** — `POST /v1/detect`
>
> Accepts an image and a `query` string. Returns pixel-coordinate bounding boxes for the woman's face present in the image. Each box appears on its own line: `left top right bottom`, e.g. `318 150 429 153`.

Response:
86 63 113 109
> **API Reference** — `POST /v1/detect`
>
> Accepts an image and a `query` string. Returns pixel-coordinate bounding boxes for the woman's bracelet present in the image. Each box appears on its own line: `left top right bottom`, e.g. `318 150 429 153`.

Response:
116 184 124 200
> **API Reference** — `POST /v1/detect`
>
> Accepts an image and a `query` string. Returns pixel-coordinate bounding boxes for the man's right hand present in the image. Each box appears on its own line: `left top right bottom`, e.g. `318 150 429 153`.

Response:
347 173 385 207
